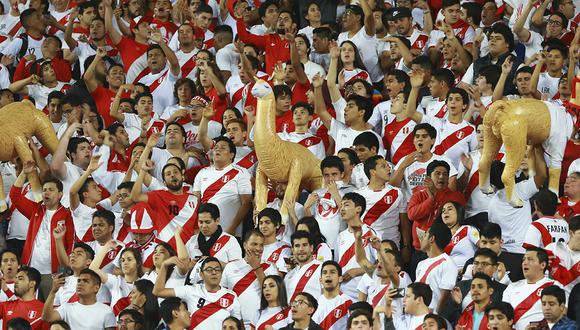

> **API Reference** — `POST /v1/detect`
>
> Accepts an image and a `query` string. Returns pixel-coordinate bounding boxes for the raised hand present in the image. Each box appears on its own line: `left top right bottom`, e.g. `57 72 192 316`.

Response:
150 27 163 44
146 132 161 148
409 70 424 88
53 224 66 240
96 47 107 58
460 153 473 171
501 56 513 74
451 287 463 304
87 155 102 173
329 40 340 59
141 159 155 172
22 160 37 174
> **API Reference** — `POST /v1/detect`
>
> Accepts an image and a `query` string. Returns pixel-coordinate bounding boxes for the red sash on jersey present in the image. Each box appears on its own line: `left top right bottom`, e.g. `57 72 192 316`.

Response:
79 227 95 242
362 189 399 227
237 150 257 169
513 281 553 323
531 221 553 247
132 67 151 84
99 244 122 269
181 55 197 78
418 257 446 283
200 168 240 203
48 13 70 34
267 245 290 263
113 296 131 315
384 118 414 164
338 231 372 268
435 104 447 118
257 307 291 330
465 153 504 199
231 86 244 106
8 21 23 37
209 235 231 256
319 299 352 330
190 292 235 329
433 125 475 155
232 263 269 296
67 292 80 303
297 136 321 148
550 258 580 286
290 263 320 302
3 285 15 300
371 285 389 307
149 71 169 93
444 226 469 255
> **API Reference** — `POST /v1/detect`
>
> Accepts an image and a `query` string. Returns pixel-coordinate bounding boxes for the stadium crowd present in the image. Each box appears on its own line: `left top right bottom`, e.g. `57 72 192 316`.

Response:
0 0 579 328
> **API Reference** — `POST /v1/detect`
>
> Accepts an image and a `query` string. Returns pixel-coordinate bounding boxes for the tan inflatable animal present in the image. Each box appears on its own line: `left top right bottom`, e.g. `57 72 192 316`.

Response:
479 99 574 207
251 79 323 222
0 100 59 211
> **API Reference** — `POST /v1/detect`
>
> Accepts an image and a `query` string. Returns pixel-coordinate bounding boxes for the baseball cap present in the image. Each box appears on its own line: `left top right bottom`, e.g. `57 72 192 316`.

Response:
130 15 152 31
392 7 412 19
345 4 364 17
130 203 155 234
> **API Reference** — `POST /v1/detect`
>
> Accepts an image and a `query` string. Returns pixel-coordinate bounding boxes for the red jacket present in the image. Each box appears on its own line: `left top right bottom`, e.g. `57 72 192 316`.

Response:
456 302 489 330
13 57 72 83
236 20 290 75
407 187 466 250
9 186 75 273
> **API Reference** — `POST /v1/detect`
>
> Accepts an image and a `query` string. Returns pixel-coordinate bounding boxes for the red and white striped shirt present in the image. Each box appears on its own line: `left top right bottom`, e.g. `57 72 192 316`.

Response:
502 277 560 330
523 217 569 249
284 259 322 303
415 253 458 311
312 293 353 330
357 185 405 245
546 241 580 293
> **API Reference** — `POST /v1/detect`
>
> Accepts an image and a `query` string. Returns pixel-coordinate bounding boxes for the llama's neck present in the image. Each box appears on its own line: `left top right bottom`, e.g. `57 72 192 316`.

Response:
254 96 282 145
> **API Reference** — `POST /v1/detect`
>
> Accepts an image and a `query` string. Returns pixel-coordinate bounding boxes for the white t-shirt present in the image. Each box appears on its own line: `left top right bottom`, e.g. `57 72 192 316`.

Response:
56 302 116 329
284 259 322 303
415 253 458 311
28 82 69 110
71 202 96 242
445 225 479 269
337 28 382 82
60 162 84 208
537 71 562 100
523 217 569 248
137 67 180 116
356 184 406 246
215 43 239 76
329 118 384 156
312 293 353 330
393 154 458 200
220 259 262 329
277 131 325 160
30 209 56 274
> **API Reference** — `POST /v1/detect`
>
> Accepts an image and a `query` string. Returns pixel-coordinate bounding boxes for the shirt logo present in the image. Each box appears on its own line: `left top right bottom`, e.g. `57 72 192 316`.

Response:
456 131 465 139
452 236 460 244
212 243 222 252
305 269 314 277
305 139 312 146
276 313 285 320
222 175 230 183
108 250 117 260
271 252 279 261
28 311 37 319
334 309 343 318
220 298 230 308
384 195 393 204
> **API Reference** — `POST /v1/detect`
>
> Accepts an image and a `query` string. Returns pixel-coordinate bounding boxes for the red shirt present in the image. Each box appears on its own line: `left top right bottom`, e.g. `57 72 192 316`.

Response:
116 36 149 72
206 87 229 123
407 187 466 250
236 20 290 75
291 80 310 104
0 299 46 329
90 85 117 127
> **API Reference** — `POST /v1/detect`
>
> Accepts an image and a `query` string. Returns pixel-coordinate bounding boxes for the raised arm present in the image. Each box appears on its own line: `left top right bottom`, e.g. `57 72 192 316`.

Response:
197 105 216 151
200 62 227 96
103 0 122 45
110 85 132 122
530 52 545 96
42 275 66 322
69 155 101 211
51 123 82 180
53 225 71 268
151 28 180 77
405 70 424 123
513 0 534 42
360 0 375 36
89 241 117 283
312 73 332 129
385 37 414 67
8 75 36 95
354 229 375 277
287 33 308 84
84 47 107 93
492 57 513 101
326 40 342 103
152 259 177 298
531 0 549 28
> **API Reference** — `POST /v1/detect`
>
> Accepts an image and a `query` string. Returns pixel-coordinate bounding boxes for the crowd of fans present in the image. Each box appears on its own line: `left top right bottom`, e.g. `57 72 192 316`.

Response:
0 0 579 328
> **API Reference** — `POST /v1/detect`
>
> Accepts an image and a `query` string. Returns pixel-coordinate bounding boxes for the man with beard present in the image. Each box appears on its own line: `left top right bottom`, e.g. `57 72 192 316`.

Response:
193 136 252 237
130 153 200 246
86 210 124 273
174 24 201 80
0 266 45 329
312 261 353 330
285 231 323 303
455 273 494 330
378 282 432 329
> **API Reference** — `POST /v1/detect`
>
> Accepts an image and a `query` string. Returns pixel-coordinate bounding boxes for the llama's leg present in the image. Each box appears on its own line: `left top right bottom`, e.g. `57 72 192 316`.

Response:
0 174 6 212
280 159 303 225
479 124 502 194
501 121 527 208
14 136 42 202
254 166 269 225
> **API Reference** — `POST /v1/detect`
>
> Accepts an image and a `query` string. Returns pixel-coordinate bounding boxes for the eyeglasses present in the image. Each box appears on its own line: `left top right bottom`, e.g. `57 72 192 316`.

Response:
291 299 311 307
547 20 563 26
473 261 495 267
202 267 222 273
117 319 136 325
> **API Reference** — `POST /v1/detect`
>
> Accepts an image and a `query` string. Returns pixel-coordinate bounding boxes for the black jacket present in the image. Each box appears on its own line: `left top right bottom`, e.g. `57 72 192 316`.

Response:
280 319 325 330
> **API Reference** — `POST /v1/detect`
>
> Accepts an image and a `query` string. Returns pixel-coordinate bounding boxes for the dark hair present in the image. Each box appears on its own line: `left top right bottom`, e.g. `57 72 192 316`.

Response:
345 94 373 122
426 160 450 177
273 84 293 99
160 297 186 324
135 92 153 104
0 248 20 265
200 256 222 271
173 78 196 100
525 246 549 272
442 0 460 8
433 68 455 87
243 229 264 243
134 279 160 329
428 222 452 250
436 201 465 227
413 123 437 139
541 285 566 305
346 78 373 97
117 181 135 192
48 320 71 330
347 309 373 328
480 222 502 239
167 157 186 172
120 247 144 277
73 242 95 260
78 178 96 204
364 155 385 180
291 102 314 115
222 317 243 329
313 26 332 40
549 12 568 31
164 122 187 139
78 1 96 14
260 275 288 310
291 230 314 246
161 163 183 184
118 309 144 327
570 216 580 232
213 136 237 161
79 268 102 287
214 24 233 38
6 318 32 330
320 155 345 173
338 148 361 166
474 248 499 265
386 69 411 89
411 55 433 72
423 314 447 329
462 2 482 25
408 282 432 306
67 137 90 157
18 266 41 292
478 65 501 87
489 23 514 52
198 203 220 220
472 272 493 288
533 189 558 216
294 292 318 313
296 217 327 247
258 0 277 19
342 192 367 216
43 176 64 193
321 260 342 276
353 132 380 153
196 3 213 15
258 208 282 227
486 302 514 320
20 8 38 29
338 40 368 73
47 90 65 104
446 87 470 105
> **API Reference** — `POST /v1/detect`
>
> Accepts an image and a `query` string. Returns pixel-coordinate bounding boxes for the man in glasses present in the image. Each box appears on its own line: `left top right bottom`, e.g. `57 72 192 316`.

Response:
281 292 323 330
117 309 144 330
153 256 242 329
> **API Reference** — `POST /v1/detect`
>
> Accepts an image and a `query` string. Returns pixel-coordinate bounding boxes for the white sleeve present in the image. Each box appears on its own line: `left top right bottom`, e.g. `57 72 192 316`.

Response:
517 179 540 201
463 27 475 45
103 307 117 328
523 225 541 248
461 64 474 85
0 64 10 89
439 261 458 290
0 38 22 58
236 170 252 195
331 97 347 123
55 304 69 320
230 295 242 320
193 171 202 194
227 240 243 261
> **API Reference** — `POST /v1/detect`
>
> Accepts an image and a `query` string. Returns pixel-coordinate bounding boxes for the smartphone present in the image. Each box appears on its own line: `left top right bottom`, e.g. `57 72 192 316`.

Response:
393 288 405 298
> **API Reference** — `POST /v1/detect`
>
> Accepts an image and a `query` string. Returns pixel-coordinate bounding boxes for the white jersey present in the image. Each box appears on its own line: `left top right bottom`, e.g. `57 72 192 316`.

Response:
103 274 134 315
182 120 222 150
309 182 355 249
123 112 165 145
277 131 325 160
537 72 562 100
174 284 242 330
422 116 478 169
54 274 111 306
261 241 291 274
220 259 263 329
415 253 458 311
251 306 292 330
284 259 322 303
56 302 116 330
28 82 70 111
0 14 23 37
546 242 580 293
458 150 500 218
175 48 198 80
60 162 84 208
226 75 246 112
394 154 458 199
502 278 562 330
186 231 242 262
0 34 45 63
444 225 479 269
350 163 369 189
329 118 385 156
368 100 391 133
233 146 258 176
423 97 447 118
193 164 252 237
392 313 427 330
383 117 416 165
357 184 406 245
337 28 382 82
489 179 539 254
86 240 124 274
137 67 180 116
5 184 32 240
523 217 569 249
335 225 377 300
71 203 96 242
150 147 201 182
312 293 353 330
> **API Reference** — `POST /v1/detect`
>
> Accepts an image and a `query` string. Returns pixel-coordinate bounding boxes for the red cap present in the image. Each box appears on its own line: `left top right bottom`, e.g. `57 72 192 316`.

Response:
130 203 155 234
130 16 153 31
